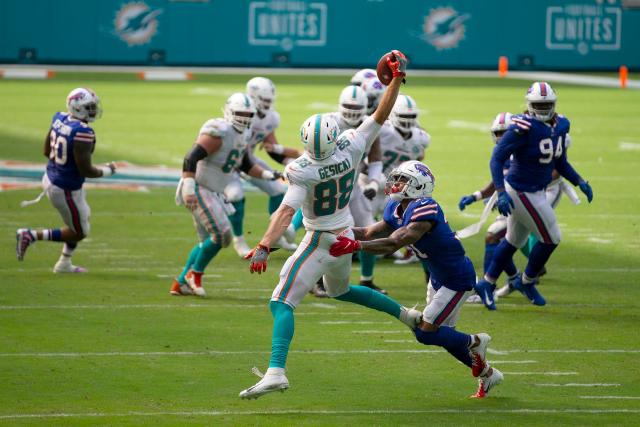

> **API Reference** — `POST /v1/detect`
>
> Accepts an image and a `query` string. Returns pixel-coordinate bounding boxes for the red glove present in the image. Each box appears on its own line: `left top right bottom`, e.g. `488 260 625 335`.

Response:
386 50 408 79
329 236 362 257
245 244 270 274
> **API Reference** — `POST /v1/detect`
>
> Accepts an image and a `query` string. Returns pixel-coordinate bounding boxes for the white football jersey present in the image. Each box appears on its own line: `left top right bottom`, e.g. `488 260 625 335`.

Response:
378 122 430 175
247 110 280 152
195 118 250 193
284 117 381 230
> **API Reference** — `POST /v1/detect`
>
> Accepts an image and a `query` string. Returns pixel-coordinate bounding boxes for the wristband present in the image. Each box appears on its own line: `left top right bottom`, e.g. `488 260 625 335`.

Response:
261 170 275 180
270 144 285 155
100 166 114 177
473 191 483 201
182 177 196 196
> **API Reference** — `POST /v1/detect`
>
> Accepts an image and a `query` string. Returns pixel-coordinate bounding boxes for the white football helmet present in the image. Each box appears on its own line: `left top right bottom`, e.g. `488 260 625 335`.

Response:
361 77 386 114
246 77 275 114
223 93 256 131
339 85 367 126
300 114 339 161
350 68 377 86
490 112 513 143
66 88 102 122
526 81 557 122
390 94 419 132
385 160 435 202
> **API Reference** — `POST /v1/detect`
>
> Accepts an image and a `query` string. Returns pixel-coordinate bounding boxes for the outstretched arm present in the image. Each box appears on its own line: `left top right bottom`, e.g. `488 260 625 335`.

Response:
359 220 432 254
352 220 393 241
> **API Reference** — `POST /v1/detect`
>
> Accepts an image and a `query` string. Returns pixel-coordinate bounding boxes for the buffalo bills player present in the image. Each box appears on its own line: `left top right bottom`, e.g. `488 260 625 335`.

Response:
329 161 503 398
16 88 116 273
474 82 593 308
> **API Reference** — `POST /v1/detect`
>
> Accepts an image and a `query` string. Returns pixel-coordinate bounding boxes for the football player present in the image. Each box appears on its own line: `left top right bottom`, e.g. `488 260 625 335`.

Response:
350 68 377 86
224 77 296 258
360 76 386 115
16 88 116 273
329 161 503 398
473 82 593 308
239 51 422 399
170 93 281 297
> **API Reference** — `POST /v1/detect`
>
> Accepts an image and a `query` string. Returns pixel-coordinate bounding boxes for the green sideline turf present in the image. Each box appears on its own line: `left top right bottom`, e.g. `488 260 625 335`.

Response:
0 73 639 426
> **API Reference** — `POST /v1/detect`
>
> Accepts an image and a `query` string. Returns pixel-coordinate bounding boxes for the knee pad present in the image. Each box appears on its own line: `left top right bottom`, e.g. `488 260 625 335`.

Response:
224 183 244 203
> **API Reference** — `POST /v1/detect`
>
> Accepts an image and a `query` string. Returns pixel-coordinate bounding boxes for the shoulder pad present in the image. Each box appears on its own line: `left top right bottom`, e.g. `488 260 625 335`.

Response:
414 128 431 148
509 115 532 133
270 110 281 128
200 118 228 137
408 198 439 222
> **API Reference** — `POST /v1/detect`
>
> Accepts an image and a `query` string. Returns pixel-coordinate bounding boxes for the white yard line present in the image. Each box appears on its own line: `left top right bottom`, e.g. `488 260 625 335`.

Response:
320 321 393 325
580 396 640 400
504 372 578 376
1 408 639 420
0 349 450 357
536 383 621 387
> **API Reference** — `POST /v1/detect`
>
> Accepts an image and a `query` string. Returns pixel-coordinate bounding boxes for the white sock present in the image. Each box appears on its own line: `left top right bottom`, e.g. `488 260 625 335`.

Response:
266 367 285 376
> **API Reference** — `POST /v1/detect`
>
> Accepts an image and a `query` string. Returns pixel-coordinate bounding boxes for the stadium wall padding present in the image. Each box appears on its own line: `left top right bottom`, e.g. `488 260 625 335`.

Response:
0 0 638 70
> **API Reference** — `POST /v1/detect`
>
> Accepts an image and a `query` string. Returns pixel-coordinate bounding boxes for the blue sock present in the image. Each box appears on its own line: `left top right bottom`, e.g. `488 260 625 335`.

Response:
358 251 376 280
334 285 401 318
178 244 201 284
192 238 221 273
268 193 284 215
268 301 294 369
483 242 498 273
525 242 557 279
414 326 472 367
228 199 245 237
291 209 304 231
486 240 518 282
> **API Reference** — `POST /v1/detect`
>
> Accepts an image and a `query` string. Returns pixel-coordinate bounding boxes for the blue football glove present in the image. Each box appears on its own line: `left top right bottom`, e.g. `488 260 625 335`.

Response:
458 194 476 211
578 180 593 203
496 191 515 216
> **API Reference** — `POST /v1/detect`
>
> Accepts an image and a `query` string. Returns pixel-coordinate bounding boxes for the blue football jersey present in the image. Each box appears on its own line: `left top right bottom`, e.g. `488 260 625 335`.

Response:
46 112 96 191
383 197 476 291
491 114 579 193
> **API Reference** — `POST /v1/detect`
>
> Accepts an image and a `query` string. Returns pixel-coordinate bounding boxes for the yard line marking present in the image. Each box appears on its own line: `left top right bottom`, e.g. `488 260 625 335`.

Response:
619 141 640 151
536 383 621 387
504 372 578 376
487 348 509 355
497 349 640 354
487 360 538 364
1 409 639 419
587 237 613 244
320 321 393 325
352 330 407 334
580 396 640 400
0 349 452 357
447 120 489 132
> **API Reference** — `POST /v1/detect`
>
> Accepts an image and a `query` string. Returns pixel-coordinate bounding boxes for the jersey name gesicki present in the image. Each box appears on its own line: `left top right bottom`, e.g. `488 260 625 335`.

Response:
318 158 351 180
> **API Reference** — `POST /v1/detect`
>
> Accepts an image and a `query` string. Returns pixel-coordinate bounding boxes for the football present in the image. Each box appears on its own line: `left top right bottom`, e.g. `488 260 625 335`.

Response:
376 51 395 85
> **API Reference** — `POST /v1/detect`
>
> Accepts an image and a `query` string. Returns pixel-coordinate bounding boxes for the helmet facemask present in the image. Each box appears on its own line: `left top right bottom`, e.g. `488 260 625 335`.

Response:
527 100 556 122
340 103 365 126
384 161 435 201
224 93 256 132
66 88 102 122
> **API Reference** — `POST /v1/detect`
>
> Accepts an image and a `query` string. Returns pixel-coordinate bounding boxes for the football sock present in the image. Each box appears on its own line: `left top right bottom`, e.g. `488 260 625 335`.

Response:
228 198 245 237
178 244 201 284
268 301 294 369
40 229 63 241
520 234 538 258
358 251 376 280
192 238 221 272
483 242 497 273
414 326 473 367
485 240 518 283
504 257 518 277
291 209 304 231
268 193 284 215
525 242 558 279
62 242 77 257
334 285 401 318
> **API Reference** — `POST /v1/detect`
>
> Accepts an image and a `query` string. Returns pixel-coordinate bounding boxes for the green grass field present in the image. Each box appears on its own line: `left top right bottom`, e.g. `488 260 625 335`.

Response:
1 72 639 426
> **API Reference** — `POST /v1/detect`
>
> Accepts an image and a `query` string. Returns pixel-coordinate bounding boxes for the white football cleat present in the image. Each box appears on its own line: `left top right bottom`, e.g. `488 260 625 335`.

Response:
275 236 298 251
239 367 289 400
53 260 88 273
465 294 482 304
232 236 251 258
469 333 491 377
471 367 503 398
399 306 422 328
495 273 519 298
394 252 418 265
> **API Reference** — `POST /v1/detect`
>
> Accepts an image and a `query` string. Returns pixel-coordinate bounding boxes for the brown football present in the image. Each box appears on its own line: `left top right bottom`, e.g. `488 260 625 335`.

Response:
376 51 395 85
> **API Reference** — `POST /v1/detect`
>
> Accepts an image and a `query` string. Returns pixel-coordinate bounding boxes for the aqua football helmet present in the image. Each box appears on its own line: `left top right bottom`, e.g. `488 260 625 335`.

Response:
526 82 557 122
300 114 339 161
385 160 435 201
66 88 102 122
390 94 419 132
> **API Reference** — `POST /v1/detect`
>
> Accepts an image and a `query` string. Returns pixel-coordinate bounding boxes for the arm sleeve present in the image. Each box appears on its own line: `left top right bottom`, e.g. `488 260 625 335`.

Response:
281 183 307 211
356 116 382 152
267 150 288 164
490 129 524 191
554 152 582 186
238 150 255 173
367 161 383 183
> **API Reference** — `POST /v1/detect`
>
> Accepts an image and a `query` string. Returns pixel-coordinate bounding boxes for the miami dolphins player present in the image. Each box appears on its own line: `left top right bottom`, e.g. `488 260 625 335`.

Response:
170 93 281 297
239 51 422 399
16 87 116 273
329 160 503 398
224 77 295 258
474 82 593 308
